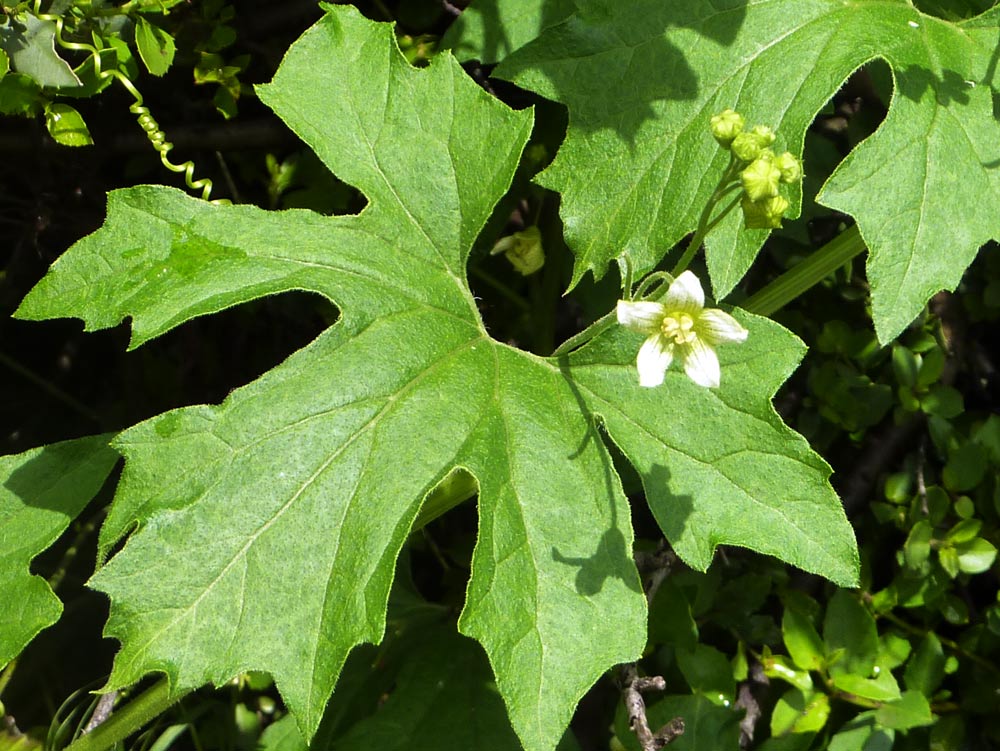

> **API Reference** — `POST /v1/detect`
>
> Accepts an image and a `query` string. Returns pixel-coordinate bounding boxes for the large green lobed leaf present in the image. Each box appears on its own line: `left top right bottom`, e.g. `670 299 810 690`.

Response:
15 5 857 750
496 0 1000 342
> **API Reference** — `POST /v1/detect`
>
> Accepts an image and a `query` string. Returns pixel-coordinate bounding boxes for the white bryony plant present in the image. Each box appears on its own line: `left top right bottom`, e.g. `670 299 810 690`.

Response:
617 270 748 388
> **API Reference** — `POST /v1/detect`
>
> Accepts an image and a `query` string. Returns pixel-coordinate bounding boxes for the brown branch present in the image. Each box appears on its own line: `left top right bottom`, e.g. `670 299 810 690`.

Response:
735 659 769 748
619 665 685 750
616 544 684 750
634 543 676 603
82 691 118 735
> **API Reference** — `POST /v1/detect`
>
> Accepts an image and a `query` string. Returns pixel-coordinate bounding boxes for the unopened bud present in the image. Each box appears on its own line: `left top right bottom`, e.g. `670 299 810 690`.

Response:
774 151 802 183
710 108 744 147
741 155 781 201
741 194 790 229
731 125 776 162
491 226 545 275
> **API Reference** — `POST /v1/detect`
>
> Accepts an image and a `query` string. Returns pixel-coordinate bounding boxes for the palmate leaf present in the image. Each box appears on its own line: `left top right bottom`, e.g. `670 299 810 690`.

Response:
0 435 118 667
440 0 576 65
14 5 856 750
495 0 1000 343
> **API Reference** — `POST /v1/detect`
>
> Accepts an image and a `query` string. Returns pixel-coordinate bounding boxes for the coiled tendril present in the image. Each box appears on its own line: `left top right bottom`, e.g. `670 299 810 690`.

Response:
33 0 219 202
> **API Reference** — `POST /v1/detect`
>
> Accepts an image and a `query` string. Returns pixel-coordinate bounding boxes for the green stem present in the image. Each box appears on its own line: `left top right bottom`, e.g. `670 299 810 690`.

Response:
469 267 531 313
671 176 742 277
701 191 742 235
532 210 562 356
0 658 16 700
632 271 673 302
550 310 617 359
63 680 189 751
742 224 865 316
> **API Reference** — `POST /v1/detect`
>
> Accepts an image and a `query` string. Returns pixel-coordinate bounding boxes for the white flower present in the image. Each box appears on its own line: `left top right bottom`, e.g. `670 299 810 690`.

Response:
616 271 748 388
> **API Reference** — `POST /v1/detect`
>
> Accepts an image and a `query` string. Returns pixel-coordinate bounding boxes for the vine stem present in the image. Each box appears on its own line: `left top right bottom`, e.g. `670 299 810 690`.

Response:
0 659 17 700
32 0 217 202
550 310 618 359
742 224 866 315
63 679 189 751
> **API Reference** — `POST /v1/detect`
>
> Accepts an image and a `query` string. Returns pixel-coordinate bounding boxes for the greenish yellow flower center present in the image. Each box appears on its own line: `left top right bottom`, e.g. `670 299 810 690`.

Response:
661 312 697 345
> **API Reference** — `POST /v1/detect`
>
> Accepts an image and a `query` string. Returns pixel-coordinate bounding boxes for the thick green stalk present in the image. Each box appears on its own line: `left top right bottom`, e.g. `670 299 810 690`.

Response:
742 224 866 316
63 680 189 751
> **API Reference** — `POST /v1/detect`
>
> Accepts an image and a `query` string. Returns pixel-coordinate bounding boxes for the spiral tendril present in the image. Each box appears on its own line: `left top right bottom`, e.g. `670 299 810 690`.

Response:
32 0 218 202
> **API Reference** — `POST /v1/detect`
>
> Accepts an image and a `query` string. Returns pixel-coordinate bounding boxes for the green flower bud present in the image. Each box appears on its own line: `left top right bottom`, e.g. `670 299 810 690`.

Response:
750 125 775 145
710 108 744 146
741 155 782 201
774 151 802 183
731 124 776 162
491 226 545 275
741 194 790 229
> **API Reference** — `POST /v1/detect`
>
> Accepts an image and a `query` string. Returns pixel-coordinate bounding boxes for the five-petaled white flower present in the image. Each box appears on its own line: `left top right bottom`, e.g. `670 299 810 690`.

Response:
616 271 748 388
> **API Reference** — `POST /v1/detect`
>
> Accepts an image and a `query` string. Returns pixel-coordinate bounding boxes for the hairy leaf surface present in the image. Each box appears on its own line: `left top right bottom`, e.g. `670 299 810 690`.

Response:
15 5 856 750
441 0 575 64
0 435 118 667
496 0 1000 342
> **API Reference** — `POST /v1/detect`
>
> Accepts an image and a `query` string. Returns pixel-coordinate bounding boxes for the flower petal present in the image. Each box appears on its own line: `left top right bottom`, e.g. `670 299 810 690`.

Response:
662 270 705 314
681 338 721 388
636 335 673 387
698 308 749 345
617 300 665 333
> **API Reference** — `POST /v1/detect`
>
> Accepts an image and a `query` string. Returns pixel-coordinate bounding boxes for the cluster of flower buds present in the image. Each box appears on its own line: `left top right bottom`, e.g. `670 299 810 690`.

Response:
710 108 802 229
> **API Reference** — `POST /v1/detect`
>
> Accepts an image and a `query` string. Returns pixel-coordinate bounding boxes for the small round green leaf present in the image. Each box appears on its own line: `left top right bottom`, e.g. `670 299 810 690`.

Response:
874 690 934 731
676 644 736 704
943 442 987 492
892 345 919 388
903 633 944 697
762 653 813 691
771 688 831 735
921 385 964 419
945 518 982 544
955 537 997 574
903 521 934 571
782 606 825 672
44 102 93 146
135 16 176 77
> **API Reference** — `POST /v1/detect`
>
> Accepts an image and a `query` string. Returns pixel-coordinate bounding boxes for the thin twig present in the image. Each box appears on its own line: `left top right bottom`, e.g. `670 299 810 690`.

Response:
735 659 768 748
2 714 23 738
634 544 676 603
82 692 119 735
619 665 685 751
617 544 684 750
